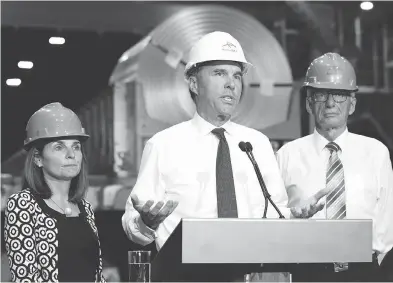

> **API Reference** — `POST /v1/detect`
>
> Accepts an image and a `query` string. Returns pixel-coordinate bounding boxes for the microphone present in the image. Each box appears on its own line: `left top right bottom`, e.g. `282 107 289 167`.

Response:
239 141 248 152
239 141 268 218
239 141 285 219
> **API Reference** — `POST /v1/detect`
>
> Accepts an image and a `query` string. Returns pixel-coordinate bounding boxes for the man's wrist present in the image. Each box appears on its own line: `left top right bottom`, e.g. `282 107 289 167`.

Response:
136 215 158 239
141 217 158 230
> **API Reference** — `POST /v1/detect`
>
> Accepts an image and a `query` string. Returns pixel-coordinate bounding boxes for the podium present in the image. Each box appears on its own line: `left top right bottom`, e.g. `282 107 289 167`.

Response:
151 218 372 281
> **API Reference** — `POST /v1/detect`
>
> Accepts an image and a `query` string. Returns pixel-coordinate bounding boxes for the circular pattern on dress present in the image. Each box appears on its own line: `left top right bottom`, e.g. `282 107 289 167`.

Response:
46 230 56 243
26 251 35 263
20 192 30 199
18 198 30 209
39 227 48 238
23 238 35 251
51 258 56 268
45 218 55 229
38 241 49 254
14 251 24 265
16 265 27 278
37 214 45 225
21 224 33 237
8 226 19 239
48 244 56 257
39 255 50 268
7 198 16 211
29 264 37 275
42 269 49 280
7 211 17 225
19 211 31 223
28 203 36 214
11 239 22 251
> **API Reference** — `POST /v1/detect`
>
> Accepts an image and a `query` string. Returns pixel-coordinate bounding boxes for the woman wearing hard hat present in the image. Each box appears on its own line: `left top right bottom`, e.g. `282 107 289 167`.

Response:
4 103 105 282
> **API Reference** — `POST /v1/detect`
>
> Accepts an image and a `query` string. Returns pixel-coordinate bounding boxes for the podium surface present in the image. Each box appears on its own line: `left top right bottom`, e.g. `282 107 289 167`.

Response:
182 218 372 263
151 218 372 281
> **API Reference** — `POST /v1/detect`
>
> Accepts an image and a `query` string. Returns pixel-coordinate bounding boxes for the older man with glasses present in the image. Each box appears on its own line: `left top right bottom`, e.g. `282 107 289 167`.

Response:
276 53 393 282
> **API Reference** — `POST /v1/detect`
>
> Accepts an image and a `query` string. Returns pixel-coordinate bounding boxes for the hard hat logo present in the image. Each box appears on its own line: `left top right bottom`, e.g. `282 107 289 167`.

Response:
326 66 342 76
326 66 344 83
309 77 317 84
326 53 336 60
222 41 237 52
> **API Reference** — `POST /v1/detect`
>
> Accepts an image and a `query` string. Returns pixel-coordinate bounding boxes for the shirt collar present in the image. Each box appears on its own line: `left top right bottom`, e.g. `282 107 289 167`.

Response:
191 112 235 136
312 127 349 153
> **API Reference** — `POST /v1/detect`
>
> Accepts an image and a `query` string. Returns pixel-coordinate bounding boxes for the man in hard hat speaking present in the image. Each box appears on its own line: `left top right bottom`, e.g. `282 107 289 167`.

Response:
122 31 324 280
276 52 393 281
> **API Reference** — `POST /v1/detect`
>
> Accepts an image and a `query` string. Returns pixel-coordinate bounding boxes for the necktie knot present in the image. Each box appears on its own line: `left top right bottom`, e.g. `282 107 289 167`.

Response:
212 128 226 140
325 142 340 153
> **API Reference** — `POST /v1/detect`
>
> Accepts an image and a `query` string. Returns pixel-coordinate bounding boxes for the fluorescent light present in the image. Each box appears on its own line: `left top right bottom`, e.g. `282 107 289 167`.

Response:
6 78 22 86
49 37 65 45
18 61 34 69
360 1 373 10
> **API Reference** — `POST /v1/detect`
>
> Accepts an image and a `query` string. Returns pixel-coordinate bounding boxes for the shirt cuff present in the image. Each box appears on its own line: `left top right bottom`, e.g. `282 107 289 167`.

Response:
135 215 157 240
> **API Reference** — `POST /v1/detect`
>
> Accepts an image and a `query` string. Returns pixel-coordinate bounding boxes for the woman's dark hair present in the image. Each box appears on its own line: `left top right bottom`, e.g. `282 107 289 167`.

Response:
22 137 89 203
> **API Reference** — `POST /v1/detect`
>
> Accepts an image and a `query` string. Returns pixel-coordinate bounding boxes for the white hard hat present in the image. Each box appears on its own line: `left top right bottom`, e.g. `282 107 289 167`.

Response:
185 31 252 78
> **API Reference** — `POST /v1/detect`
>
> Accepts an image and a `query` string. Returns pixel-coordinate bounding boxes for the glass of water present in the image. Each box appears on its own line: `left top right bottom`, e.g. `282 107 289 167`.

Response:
128 250 151 282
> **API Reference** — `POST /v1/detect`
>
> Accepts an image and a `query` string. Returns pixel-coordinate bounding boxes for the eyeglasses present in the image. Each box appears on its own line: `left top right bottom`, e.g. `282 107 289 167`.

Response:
311 91 351 103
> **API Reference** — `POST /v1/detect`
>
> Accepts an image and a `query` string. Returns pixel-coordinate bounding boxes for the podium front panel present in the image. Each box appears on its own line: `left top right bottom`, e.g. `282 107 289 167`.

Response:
182 219 372 263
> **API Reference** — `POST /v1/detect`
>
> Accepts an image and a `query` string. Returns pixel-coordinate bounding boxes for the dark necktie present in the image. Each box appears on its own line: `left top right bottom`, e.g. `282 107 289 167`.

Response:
211 128 238 218
326 142 346 220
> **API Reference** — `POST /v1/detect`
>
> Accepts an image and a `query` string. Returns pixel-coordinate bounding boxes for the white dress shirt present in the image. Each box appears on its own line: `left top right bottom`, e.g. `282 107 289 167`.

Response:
276 128 393 263
122 112 290 250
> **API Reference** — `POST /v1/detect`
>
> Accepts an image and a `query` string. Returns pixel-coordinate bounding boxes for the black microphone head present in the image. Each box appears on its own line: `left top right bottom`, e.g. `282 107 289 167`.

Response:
238 141 247 152
245 142 253 151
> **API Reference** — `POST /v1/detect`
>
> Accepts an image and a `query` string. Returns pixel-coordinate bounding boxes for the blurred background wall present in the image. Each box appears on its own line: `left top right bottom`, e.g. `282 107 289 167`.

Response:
2 1 393 281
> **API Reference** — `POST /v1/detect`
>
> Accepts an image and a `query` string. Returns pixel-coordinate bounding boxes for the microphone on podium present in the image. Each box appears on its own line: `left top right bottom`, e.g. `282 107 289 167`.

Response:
239 141 285 218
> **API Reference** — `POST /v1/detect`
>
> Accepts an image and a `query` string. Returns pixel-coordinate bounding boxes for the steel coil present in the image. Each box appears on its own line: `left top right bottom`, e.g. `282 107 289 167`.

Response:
114 4 293 129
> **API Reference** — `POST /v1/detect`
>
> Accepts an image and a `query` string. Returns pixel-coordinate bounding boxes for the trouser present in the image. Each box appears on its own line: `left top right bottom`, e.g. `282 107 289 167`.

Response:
291 253 384 282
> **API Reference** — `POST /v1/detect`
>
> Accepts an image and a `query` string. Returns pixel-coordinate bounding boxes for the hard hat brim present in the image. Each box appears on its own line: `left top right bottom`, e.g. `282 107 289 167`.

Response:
185 60 253 79
23 134 90 150
303 82 358 92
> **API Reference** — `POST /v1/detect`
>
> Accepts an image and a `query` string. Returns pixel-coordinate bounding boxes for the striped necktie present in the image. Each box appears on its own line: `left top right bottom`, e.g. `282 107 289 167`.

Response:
326 142 346 220
211 128 238 218
326 142 349 272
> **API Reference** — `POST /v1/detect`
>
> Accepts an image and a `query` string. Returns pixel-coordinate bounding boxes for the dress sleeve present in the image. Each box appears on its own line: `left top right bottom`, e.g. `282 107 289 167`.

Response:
84 201 107 283
4 192 40 282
